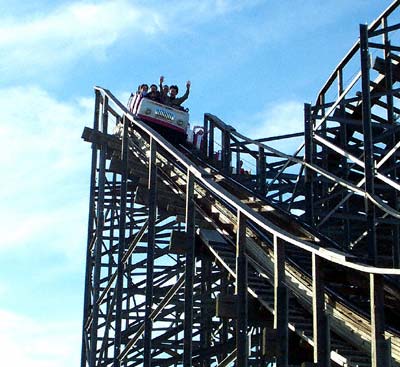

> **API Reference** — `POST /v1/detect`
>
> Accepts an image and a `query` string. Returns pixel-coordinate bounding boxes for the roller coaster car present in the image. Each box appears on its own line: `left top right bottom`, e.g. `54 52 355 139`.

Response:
128 93 189 144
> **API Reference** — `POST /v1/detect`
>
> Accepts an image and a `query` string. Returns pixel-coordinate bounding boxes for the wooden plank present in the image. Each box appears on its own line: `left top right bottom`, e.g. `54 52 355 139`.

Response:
274 236 288 367
236 210 248 367
312 254 330 366
169 230 188 254
373 56 400 81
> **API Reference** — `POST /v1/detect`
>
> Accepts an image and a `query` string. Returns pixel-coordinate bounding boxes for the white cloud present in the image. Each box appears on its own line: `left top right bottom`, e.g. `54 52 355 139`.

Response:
0 86 91 260
0 1 165 78
246 100 304 142
176 0 262 18
0 0 266 81
0 309 80 367
0 85 91 183
234 101 305 173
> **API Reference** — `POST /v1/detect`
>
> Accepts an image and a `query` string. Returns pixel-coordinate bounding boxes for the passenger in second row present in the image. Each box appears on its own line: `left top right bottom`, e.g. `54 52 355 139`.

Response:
159 76 191 110
159 76 169 104
138 84 148 97
146 84 161 102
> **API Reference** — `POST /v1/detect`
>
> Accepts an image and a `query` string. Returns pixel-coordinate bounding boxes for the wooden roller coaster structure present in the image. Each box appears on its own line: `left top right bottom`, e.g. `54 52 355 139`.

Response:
80 1 400 366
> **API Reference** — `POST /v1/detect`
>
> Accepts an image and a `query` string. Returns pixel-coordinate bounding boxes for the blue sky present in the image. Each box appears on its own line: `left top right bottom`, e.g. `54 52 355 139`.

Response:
0 1 395 366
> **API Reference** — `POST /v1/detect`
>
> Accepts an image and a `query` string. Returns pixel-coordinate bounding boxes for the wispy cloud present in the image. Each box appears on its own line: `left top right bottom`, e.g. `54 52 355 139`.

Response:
246 100 304 137
242 100 305 156
213 1 379 51
0 1 165 80
0 86 91 192
0 86 91 260
0 309 80 367
173 0 262 19
0 0 265 82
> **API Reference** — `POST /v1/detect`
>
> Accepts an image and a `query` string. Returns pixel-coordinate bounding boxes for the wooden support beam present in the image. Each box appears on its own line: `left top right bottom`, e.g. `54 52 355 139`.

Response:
143 137 157 367
222 130 231 175
184 170 196 366
81 90 101 367
113 116 129 367
169 230 188 254
274 235 288 367
381 17 400 268
202 114 209 158
262 328 277 359
201 258 212 367
208 121 215 159
360 23 377 265
89 94 108 367
257 146 267 194
312 254 330 367
304 103 314 227
236 210 248 367
216 294 272 324
373 56 400 82
370 273 390 367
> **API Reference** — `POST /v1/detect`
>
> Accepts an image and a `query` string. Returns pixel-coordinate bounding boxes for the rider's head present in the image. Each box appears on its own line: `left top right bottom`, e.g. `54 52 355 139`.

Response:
169 85 178 97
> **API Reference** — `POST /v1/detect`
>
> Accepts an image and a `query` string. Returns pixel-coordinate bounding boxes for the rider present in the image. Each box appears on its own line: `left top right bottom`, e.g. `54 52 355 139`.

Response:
159 76 191 109
146 84 161 102
167 81 191 110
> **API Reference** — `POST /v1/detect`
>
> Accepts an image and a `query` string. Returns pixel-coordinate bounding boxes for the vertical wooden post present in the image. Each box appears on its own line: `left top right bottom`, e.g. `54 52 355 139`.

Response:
222 130 231 174
220 272 230 362
184 170 196 366
360 23 377 265
274 235 288 367
208 121 215 160
202 115 209 158
312 254 330 366
370 273 389 367
236 210 248 366
337 69 351 247
381 18 400 268
257 146 266 194
101 96 109 133
89 95 108 367
370 274 391 367
143 138 157 367
200 258 212 367
304 103 314 226
113 116 129 367
81 90 101 367
382 18 394 126
236 142 241 175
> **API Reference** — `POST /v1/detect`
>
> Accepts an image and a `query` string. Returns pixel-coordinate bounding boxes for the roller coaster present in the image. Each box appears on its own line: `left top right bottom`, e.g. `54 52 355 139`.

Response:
80 2 400 366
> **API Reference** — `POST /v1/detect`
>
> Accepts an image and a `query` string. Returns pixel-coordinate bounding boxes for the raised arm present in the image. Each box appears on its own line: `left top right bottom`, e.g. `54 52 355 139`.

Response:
179 80 191 102
159 75 165 94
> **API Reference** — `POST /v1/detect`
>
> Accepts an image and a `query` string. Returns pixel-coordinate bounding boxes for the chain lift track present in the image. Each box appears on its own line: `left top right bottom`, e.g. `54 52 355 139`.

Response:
81 2 400 366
